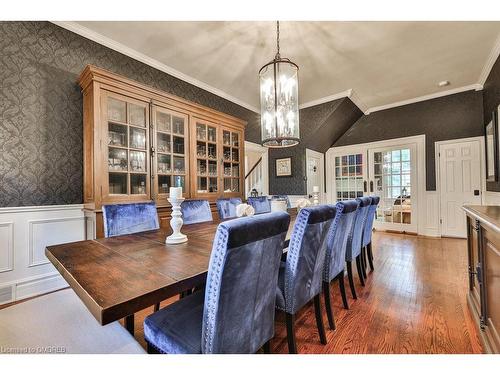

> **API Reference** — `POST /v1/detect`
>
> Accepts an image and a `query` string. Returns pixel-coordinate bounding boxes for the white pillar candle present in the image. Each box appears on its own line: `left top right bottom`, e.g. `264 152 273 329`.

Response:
169 186 182 199
313 185 320 193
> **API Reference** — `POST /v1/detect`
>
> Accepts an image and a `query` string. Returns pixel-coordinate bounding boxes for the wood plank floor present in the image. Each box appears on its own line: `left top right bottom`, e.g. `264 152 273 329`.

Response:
130 231 483 354
1 231 482 354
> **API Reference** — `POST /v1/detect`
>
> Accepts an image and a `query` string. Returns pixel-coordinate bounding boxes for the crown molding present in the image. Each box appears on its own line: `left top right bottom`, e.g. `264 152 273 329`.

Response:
299 89 352 110
478 32 500 86
365 83 483 115
52 21 260 114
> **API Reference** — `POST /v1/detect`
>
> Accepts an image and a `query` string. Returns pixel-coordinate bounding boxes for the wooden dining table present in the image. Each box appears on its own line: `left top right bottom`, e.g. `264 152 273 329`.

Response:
45 210 296 335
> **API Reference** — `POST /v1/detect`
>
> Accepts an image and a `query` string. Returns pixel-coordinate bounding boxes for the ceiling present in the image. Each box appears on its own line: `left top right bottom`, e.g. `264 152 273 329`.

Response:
70 21 500 113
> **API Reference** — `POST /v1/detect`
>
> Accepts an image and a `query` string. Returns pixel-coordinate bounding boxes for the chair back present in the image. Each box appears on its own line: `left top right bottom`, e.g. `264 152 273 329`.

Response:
346 196 372 261
102 202 159 238
201 212 291 354
216 198 242 220
181 200 213 225
283 205 336 314
362 196 380 247
247 196 271 214
323 200 359 282
271 195 291 209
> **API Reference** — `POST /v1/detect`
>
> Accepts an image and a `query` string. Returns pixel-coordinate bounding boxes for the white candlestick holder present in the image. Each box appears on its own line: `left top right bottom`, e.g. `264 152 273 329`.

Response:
312 191 320 206
166 197 188 244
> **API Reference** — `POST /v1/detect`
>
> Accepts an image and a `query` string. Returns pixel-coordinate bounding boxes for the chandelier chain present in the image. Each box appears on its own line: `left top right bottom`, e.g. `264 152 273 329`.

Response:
276 21 280 59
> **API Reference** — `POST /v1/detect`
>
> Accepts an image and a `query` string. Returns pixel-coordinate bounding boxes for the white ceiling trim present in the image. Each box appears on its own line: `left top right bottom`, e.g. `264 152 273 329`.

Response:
52 21 260 113
365 83 483 115
478 32 500 85
299 89 352 109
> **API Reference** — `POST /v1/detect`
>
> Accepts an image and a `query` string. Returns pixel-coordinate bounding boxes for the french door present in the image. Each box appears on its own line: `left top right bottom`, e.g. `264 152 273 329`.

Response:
332 143 417 233
368 144 417 233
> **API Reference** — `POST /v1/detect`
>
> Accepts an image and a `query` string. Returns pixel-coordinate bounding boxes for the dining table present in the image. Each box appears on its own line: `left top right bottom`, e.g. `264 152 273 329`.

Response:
45 210 297 335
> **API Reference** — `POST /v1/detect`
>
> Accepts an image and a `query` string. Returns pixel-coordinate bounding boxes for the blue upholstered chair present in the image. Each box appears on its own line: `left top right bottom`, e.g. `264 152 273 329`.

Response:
345 196 372 299
322 200 359 329
215 198 242 220
180 200 213 225
247 196 271 214
276 204 336 353
143 212 291 354
362 196 380 272
271 195 291 209
102 202 159 238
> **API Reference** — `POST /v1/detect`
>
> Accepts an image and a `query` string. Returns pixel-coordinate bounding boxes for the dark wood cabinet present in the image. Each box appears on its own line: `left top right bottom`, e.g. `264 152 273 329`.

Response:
464 205 500 353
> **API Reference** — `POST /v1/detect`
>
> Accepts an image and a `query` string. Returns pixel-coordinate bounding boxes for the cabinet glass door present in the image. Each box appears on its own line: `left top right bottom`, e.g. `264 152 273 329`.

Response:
222 128 241 195
333 153 365 201
368 145 417 233
105 93 149 200
195 120 219 195
153 106 188 204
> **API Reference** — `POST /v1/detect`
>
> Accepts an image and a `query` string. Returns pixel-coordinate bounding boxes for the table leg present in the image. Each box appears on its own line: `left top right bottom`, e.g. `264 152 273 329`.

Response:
125 314 135 335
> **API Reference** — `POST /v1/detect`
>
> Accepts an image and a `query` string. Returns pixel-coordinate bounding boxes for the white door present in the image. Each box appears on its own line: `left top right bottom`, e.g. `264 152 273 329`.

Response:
368 144 418 233
306 149 325 203
439 140 482 238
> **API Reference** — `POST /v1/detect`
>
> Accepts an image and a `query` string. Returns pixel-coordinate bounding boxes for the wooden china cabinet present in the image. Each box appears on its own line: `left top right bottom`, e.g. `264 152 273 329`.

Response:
78 65 246 238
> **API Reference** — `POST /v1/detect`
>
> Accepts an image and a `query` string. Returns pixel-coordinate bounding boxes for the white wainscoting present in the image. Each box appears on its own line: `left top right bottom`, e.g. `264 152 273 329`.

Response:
0 204 86 305
420 191 440 237
483 191 500 205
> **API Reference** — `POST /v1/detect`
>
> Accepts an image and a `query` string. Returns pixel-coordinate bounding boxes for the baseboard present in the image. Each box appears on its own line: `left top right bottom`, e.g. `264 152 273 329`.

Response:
15 273 69 301
0 272 69 306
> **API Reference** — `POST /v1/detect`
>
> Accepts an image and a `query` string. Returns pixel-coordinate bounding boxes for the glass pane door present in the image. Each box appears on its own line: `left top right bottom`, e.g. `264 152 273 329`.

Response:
369 145 416 232
333 153 365 201
153 106 188 204
105 93 149 198
222 129 241 194
195 121 219 194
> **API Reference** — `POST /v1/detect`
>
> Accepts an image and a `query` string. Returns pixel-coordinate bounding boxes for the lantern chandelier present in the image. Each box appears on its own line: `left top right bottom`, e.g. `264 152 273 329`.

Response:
259 21 300 147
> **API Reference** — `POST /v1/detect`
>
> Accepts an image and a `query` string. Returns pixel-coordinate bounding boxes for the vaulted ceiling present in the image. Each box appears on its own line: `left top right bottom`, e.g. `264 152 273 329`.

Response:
62 21 500 113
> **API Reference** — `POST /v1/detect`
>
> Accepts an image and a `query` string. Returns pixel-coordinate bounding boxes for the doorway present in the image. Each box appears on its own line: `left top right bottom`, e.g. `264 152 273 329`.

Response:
437 138 482 238
368 145 417 233
306 149 325 203
244 141 269 197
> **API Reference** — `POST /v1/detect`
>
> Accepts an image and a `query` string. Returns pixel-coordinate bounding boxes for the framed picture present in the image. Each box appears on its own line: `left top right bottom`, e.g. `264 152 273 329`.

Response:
485 112 498 182
276 157 292 177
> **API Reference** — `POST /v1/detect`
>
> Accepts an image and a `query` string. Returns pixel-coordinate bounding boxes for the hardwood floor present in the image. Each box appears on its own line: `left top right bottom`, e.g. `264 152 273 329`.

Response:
1 231 482 353
130 231 482 354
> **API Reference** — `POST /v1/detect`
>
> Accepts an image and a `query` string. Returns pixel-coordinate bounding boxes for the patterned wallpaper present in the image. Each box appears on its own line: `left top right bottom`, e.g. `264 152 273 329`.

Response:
0 21 259 207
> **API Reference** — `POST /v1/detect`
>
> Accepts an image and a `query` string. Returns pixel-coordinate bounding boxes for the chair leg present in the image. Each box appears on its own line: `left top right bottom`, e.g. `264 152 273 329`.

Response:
263 340 271 354
147 342 160 354
323 281 336 330
356 255 365 286
361 247 368 279
285 313 298 354
313 295 327 345
154 303 160 312
346 261 357 299
338 272 349 309
367 242 374 271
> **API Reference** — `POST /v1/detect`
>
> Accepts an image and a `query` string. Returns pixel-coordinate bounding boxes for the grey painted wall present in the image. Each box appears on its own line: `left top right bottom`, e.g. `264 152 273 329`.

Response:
483 54 500 192
267 98 363 195
334 90 484 191
0 21 258 207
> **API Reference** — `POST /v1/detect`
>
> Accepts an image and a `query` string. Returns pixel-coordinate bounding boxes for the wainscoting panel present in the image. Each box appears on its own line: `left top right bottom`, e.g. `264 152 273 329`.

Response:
0 222 14 273
0 204 85 305
421 191 440 237
483 191 500 205
28 217 86 267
